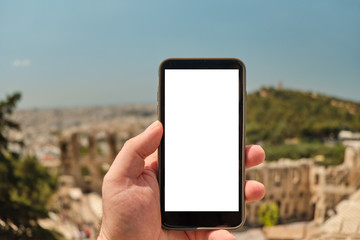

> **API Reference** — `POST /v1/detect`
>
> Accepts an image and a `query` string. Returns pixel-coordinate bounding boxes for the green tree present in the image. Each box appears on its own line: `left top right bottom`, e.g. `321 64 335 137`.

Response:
0 93 61 240
81 165 90 176
257 202 279 227
246 87 360 145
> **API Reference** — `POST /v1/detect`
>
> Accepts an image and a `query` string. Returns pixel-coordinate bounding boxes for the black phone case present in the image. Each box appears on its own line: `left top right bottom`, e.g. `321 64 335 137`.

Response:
158 58 246 230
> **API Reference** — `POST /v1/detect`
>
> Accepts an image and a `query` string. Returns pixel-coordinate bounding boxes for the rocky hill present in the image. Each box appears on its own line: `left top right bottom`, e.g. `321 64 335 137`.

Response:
246 87 360 145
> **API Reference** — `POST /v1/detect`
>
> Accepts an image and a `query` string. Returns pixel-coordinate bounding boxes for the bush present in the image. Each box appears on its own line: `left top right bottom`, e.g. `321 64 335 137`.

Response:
264 143 345 166
81 165 90 176
257 202 279 227
0 93 61 239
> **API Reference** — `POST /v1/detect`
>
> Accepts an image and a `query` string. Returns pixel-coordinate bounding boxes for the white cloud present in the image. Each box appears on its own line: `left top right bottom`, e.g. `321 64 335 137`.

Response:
12 59 31 67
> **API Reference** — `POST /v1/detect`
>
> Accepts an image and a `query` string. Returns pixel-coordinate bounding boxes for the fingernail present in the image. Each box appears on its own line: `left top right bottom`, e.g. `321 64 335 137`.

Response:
145 121 160 133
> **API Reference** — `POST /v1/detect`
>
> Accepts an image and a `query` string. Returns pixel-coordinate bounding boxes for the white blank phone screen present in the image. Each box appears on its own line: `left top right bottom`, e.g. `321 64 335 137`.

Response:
165 69 239 212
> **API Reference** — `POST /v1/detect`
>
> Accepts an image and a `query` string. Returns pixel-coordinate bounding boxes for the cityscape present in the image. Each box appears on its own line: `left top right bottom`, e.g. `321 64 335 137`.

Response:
1 1 359 239
4 93 360 240
6 104 157 239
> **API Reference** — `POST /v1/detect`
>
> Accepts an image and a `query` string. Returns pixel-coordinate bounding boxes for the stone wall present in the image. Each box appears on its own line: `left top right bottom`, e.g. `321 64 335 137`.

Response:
58 126 140 193
246 145 360 226
310 145 360 224
246 159 313 225
59 120 360 227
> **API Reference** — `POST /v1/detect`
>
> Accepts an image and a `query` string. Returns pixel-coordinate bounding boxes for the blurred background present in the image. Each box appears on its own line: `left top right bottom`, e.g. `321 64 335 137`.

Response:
1 1 359 239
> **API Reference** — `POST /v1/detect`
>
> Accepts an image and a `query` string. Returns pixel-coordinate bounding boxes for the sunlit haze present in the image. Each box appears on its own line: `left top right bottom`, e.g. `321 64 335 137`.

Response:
1 0 359 108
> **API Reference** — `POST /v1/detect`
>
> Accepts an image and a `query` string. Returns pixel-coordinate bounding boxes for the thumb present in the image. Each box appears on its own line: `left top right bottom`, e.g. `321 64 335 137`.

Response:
205 230 236 240
105 121 163 181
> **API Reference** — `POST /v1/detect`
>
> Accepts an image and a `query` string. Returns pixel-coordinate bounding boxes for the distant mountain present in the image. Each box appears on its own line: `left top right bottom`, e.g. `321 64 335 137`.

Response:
246 87 360 145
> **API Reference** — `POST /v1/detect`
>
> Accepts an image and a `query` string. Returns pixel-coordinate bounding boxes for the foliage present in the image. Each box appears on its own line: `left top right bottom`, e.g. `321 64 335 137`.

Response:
97 146 103 156
246 88 360 164
264 143 345 166
0 93 60 240
80 146 89 156
81 165 90 176
13 156 58 206
246 87 360 145
0 93 21 151
257 202 279 227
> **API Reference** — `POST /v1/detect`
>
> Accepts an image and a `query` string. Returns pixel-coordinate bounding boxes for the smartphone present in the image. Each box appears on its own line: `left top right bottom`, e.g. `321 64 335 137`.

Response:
158 58 246 230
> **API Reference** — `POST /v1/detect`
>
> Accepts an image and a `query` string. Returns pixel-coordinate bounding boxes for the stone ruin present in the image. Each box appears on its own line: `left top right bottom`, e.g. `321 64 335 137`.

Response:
246 144 360 226
58 121 149 194
58 120 360 228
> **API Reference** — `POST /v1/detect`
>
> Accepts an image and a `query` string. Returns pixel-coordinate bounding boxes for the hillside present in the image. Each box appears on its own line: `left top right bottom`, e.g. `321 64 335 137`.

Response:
246 88 360 165
246 87 360 145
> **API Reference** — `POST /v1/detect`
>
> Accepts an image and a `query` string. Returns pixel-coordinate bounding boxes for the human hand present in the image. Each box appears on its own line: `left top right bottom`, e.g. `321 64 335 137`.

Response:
98 121 265 240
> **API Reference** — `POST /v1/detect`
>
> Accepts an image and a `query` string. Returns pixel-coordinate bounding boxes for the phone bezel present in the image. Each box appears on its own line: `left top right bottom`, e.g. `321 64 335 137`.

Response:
158 58 246 230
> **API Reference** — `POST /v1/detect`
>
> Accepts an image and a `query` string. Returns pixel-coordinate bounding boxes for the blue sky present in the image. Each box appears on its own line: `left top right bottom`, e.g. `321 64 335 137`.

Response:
0 0 359 108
